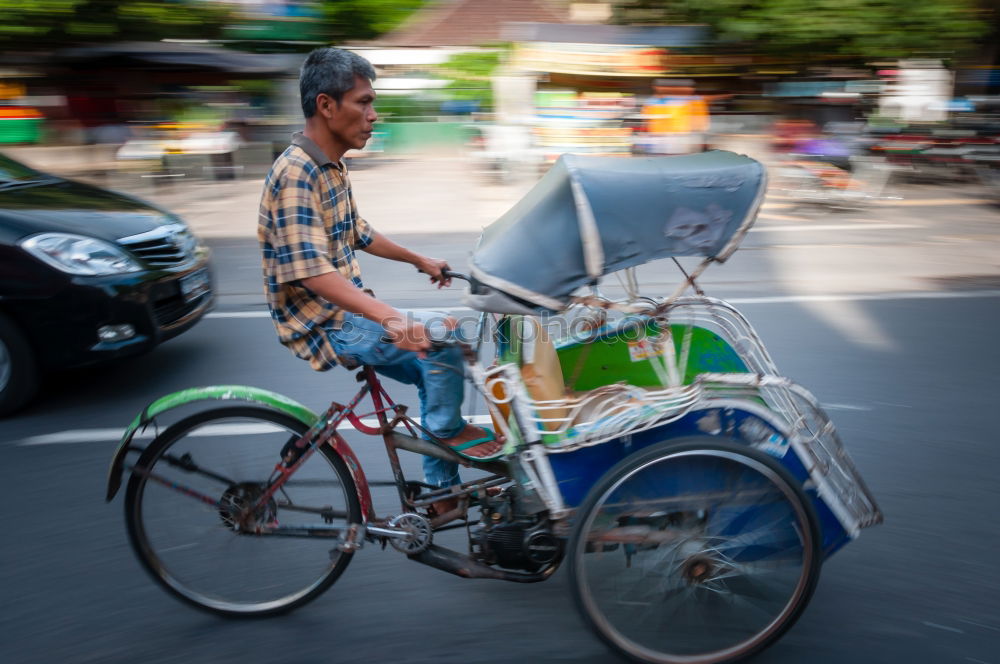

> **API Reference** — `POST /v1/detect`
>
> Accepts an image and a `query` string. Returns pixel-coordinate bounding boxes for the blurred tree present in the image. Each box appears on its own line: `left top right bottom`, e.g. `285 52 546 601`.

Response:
0 0 231 48
372 93 440 121
320 0 425 42
612 0 991 61
438 50 504 107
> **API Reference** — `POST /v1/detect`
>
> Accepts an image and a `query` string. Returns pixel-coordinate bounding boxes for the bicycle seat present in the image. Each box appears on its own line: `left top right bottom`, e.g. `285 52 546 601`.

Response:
337 355 363 371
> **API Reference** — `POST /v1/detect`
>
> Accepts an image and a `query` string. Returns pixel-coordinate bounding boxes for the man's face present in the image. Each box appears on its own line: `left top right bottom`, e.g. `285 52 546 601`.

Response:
318 74 378 152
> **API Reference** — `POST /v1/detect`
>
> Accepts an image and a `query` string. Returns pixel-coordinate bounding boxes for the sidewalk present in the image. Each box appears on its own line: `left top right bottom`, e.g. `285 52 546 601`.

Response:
99 154 533 238
144 135 776 238
10 135 775 239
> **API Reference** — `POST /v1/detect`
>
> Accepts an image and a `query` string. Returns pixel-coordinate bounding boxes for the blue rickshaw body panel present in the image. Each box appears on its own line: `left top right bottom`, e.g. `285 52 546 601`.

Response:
546 407 852 558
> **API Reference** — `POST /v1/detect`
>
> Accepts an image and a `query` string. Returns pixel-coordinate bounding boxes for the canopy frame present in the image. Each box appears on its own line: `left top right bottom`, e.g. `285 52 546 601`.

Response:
465 151 768 315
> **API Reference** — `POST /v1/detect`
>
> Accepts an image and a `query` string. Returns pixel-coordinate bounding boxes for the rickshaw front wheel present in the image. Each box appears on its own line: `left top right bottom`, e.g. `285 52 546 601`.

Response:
569 436 821 664
125 406 361 617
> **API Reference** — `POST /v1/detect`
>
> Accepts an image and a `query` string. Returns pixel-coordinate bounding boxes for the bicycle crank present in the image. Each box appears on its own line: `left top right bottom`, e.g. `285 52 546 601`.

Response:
386 513 433 554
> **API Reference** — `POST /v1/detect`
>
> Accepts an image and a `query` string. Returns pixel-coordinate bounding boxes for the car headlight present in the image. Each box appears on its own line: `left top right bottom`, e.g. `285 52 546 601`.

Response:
20 233 142 276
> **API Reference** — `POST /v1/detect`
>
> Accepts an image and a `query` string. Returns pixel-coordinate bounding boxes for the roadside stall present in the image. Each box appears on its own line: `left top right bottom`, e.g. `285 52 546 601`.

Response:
0 77 43 144
46 42 288 181
500 23 710 162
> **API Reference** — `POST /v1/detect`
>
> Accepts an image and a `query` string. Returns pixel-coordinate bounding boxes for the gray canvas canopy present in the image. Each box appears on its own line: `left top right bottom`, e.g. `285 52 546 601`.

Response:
465 150 767 313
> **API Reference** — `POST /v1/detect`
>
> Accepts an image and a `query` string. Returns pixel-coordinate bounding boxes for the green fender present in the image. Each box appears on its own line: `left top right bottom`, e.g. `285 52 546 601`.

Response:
105 385 319 502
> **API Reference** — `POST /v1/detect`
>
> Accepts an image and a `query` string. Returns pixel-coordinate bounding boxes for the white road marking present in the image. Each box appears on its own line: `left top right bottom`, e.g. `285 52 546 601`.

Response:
159 543 200 554
764 194 992 207
23 427 148 445
757 213 812 222
17 415 494 446
923 621 965 634
720 290 1000 305
753 223 916 232
958 618 1000 632
873 198 994 206
821 404 872 412
19 289 1000 447
206 288 1000 320
207 309 475 318
204 310 271 318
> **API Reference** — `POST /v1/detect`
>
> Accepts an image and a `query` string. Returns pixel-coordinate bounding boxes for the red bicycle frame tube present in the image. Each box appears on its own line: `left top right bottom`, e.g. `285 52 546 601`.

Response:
254 373 383 522
252 365 472 525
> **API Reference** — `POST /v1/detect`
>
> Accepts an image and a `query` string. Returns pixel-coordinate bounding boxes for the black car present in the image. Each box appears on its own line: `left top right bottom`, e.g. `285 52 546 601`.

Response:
0 152 213 415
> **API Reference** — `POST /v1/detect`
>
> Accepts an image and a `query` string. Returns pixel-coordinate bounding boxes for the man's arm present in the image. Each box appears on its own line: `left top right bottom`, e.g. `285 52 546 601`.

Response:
300 271 430 351
361 232 452 288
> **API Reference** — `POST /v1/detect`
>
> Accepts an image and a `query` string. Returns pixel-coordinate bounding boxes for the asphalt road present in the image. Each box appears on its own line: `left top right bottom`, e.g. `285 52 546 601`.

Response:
3 179 1000 664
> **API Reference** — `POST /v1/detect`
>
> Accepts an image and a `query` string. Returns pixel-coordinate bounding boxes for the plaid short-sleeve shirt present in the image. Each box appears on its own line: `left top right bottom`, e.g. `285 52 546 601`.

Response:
258 132 374 371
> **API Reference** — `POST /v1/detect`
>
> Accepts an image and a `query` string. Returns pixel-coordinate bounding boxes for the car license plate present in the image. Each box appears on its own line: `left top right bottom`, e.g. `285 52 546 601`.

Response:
179 268 210 302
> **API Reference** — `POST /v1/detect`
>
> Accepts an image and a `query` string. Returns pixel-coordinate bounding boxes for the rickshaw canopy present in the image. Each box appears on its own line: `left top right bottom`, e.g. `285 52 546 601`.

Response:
465 151 766 313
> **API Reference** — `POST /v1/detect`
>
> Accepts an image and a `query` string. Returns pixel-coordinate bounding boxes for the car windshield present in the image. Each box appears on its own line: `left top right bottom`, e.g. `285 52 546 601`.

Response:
0 153 43 182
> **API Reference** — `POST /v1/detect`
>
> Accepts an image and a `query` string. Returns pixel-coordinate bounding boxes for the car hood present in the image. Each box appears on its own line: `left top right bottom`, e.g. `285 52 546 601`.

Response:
0 178 180 243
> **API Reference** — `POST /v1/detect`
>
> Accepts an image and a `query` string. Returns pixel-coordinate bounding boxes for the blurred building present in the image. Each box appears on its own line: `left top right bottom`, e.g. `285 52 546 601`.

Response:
0 41 290 145
878 61 954 123
497 22 711 160
0 69 44 145
335 0 570 155
377 0 567 47
220 0 326 43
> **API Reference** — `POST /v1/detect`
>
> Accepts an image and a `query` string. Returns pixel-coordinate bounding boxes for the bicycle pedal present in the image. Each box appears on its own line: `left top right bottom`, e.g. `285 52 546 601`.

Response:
333 523 366 554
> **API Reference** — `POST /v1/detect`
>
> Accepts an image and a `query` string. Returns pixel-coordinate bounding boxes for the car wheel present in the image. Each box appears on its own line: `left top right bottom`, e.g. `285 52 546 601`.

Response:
0 312 39 416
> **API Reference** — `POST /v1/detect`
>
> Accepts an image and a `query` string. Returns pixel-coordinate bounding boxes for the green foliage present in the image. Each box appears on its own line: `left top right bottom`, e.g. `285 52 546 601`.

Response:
0 0 232 47
612 0 991 61
320 0 425 42
369 51 505 121
438 49 504 106
372 93 440 121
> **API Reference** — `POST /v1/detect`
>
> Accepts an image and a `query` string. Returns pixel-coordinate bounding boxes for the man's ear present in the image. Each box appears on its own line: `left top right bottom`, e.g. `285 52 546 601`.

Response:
316 93 338 118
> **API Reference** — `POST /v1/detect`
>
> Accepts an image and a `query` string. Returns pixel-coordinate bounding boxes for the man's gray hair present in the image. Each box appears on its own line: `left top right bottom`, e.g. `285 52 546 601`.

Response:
299 47 377 118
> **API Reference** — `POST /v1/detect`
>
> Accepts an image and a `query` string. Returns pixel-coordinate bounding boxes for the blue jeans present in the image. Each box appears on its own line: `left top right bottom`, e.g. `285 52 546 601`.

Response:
327 311 465 488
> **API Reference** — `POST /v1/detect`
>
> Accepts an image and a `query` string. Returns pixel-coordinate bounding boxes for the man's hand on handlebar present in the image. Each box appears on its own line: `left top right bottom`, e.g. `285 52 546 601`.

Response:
415 257 452 289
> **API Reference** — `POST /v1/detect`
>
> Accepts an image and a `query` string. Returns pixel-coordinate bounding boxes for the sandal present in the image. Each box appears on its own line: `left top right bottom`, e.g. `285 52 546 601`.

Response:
441 424 505 461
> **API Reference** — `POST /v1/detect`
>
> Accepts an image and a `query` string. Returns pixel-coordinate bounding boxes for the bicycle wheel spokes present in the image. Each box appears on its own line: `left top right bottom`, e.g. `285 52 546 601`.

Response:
574 445 818 664
126 408 359 616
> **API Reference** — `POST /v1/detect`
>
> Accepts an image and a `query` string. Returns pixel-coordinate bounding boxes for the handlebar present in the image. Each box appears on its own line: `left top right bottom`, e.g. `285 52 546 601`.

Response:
442 269 470 282
377 270 471 350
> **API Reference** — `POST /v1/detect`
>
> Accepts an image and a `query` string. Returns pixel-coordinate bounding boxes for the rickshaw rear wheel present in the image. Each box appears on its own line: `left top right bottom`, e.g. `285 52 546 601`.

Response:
568 436 821 664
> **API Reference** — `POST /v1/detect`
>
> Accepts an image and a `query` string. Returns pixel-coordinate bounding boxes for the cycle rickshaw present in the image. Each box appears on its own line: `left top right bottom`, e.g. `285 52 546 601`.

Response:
106 151 882 664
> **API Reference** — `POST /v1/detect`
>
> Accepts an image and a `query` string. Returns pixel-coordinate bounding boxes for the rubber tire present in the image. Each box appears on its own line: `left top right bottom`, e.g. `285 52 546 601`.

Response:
124 406 361 617
568 436 822 664
0 311 39 417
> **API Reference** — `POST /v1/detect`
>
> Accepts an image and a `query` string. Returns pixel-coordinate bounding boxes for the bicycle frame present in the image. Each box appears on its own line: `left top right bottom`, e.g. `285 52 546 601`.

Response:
110 362 512 546
259 365 510 529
